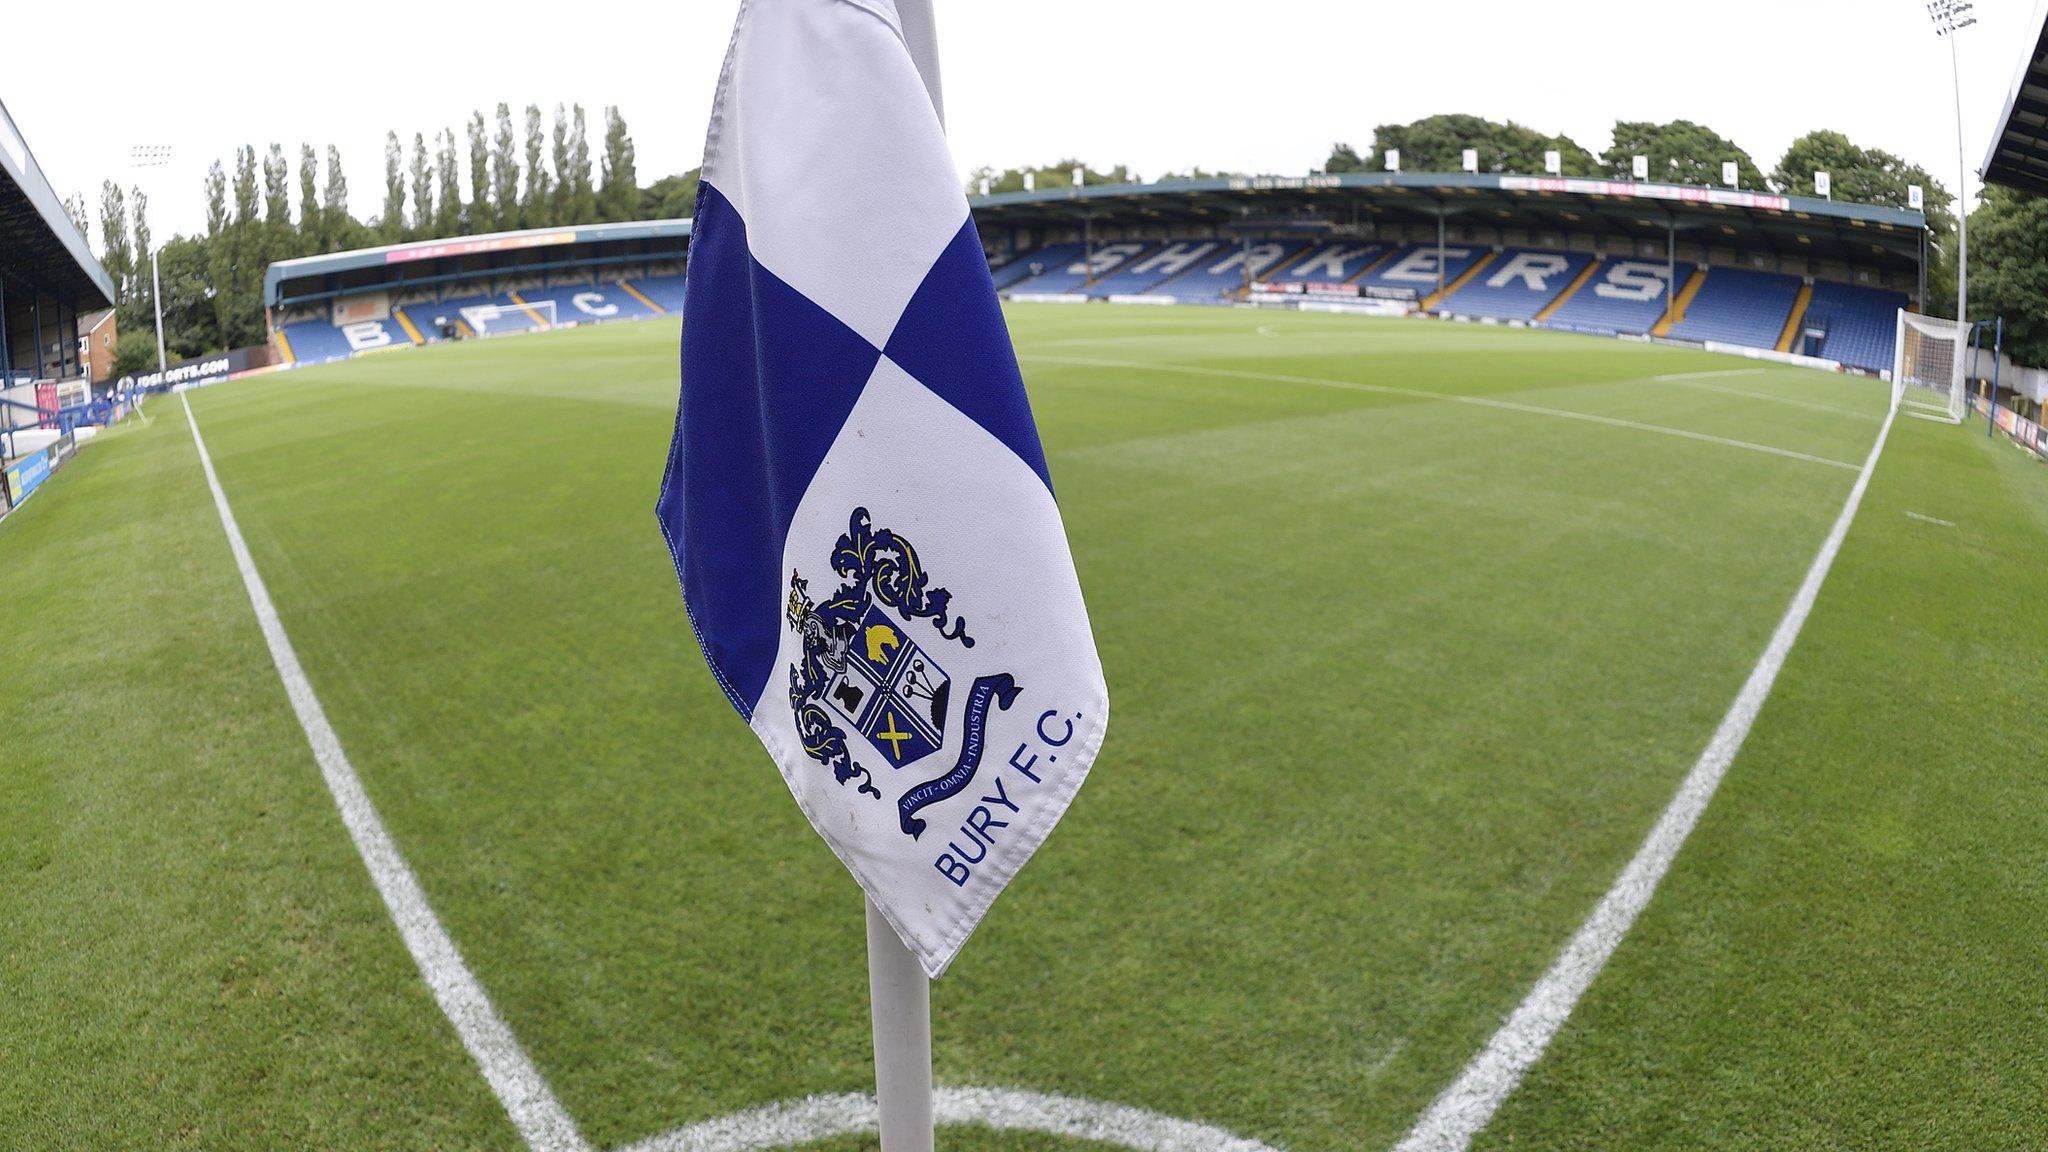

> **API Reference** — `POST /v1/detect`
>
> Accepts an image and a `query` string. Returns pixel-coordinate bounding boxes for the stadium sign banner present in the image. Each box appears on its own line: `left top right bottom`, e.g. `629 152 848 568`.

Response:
119 347 264 393
1498 175 1791 212
382 230 578 265
1984 401 2048 460
659 0 1109 979
1256 281 1363 297
2 443 55 508
333 291 391 324
1226 174 1344 192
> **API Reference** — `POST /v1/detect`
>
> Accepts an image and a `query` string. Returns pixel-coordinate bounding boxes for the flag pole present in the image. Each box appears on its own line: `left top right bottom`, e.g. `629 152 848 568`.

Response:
875 2 942 1146
866 897 935 1152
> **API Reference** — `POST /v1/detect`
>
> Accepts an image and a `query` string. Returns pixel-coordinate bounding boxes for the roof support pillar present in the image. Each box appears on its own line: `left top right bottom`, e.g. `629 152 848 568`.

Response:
1665 215 1677 329
1436 202 1446 294
1918 227 1928 312
1083 215 1094 287
31 284 44 379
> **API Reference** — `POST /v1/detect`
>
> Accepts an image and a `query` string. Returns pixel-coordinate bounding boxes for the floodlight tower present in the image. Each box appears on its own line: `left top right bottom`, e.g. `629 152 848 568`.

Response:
1929 0 1977 338
129 144 174 377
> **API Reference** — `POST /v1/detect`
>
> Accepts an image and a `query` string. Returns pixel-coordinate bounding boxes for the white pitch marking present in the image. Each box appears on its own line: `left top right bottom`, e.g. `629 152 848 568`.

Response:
181 394 592 1152
1020 355 1862 472
1650 368 1767 382
1389 397 1900 1152
618 1086 1284 1152
1904 510 1955 527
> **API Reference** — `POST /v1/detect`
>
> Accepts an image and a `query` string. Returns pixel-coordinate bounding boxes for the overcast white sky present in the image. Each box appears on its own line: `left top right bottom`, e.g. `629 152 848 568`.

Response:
8 0 2043 246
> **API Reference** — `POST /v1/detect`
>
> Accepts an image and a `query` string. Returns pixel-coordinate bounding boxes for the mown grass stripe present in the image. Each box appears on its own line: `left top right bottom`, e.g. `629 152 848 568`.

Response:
1390 396 1900 1152
1019 354 1862 472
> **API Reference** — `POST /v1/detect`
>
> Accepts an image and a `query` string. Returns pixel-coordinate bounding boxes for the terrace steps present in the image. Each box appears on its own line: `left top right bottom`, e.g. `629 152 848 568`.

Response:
1422 251 1497 310
1652 267 1709 337
1533 258 1602 322
1776 282 1814 352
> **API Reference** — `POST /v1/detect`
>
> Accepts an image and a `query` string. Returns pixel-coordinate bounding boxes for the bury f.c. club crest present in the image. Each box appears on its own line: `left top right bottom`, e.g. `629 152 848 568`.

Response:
787 508 1019 838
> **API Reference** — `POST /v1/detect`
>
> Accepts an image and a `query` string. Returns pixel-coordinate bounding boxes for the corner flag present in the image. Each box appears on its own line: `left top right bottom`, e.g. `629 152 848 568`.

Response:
656 0 1108 979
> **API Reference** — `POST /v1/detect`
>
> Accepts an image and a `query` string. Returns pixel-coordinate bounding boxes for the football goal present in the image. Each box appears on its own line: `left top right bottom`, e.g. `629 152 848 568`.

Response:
1893 310 1966 423
459 298 557 338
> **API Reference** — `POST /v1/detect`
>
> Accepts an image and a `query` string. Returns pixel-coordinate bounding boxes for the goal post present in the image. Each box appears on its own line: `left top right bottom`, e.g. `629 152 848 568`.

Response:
459 298 557 338
1893 310 1966 423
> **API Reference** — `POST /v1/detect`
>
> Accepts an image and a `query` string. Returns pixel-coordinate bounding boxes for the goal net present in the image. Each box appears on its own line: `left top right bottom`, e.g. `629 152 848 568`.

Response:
1893 310 1966 423
460 298 557 338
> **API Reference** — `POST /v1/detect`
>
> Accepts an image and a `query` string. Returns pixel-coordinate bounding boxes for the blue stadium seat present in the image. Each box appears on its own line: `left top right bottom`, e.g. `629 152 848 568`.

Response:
1804 281 1907 372
633 274 688 313
515 282 662 325
1437 248 1595 321
1005 242 1152 294
1144 240 1314 299
1356 244 1487 300
1085 241 1226 297
280 316 410 364
1542 260 1692 335
1666 268 1802 350
1264 242 1389 284
991 244 1084 289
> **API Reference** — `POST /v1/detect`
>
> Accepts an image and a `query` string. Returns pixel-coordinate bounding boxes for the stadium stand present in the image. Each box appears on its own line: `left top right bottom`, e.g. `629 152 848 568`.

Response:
2 98 119 512
972 174 1927 373
265 173 1932 376
1665 269 1803 349
1800 281 1908 373
1437 249 1597 322
265 220 690 367
1541 260 1692 336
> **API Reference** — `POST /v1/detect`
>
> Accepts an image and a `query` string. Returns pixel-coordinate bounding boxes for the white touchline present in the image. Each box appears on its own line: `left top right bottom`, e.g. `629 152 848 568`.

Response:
1389 397 1900 1152
181 394 593 1152
1019 355 1862 472
183 391 1281 1152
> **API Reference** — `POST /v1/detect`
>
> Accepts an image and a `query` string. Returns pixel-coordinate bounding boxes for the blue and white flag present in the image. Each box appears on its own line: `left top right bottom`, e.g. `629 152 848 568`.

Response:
657 0 1108 978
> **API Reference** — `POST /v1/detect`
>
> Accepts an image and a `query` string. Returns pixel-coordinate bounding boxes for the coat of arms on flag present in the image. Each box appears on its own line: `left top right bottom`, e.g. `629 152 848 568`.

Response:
655 0 1107 978
786 507 973 787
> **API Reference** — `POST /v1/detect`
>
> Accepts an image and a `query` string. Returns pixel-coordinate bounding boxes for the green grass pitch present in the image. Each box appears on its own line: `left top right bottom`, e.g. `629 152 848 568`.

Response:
4 305 2044 1150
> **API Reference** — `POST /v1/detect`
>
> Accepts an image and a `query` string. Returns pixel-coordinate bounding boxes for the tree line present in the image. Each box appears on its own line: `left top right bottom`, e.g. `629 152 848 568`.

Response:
92 102 701 375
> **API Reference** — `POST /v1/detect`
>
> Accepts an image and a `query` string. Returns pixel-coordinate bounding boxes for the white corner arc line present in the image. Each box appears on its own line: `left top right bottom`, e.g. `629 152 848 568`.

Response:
1389 399 1901 1152
181 395 593 1152
616 1086 1285 1152
1018 354 1861 472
